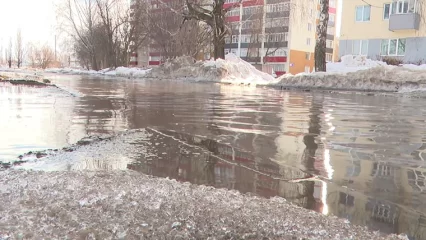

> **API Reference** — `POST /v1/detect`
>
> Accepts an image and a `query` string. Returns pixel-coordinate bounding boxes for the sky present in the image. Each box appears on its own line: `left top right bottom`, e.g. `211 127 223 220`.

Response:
0 0 342 49
0 0 57 48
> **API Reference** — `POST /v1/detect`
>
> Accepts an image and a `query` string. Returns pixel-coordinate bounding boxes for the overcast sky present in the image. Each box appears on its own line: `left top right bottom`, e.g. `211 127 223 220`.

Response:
0 0 342 49
0 0 57 47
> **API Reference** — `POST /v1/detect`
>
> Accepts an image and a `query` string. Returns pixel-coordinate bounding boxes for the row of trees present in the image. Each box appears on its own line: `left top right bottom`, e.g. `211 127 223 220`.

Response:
59 0 330 71
0 29 56 69
0 30 25 68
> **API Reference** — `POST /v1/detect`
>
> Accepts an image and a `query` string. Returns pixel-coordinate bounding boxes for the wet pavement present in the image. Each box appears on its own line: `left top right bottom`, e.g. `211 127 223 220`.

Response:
2 75 426 239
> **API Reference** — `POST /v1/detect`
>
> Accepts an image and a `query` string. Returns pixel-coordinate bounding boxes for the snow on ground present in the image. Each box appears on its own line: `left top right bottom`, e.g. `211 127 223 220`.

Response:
0 170 406 239
45 67 151 78
326 55 388 73
103 66 151 78
146 54 277 85
276 55 426 92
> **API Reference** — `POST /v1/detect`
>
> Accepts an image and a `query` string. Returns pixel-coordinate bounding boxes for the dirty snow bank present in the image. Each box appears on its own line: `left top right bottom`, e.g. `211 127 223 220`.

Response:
45 67 151 78
326 55 388 73
146 54 276 85
276 55 426 92
0 170 405 240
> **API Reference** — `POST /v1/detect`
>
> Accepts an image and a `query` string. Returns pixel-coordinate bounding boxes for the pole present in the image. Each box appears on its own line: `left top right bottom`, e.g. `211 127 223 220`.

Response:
55 35 57 62
237 1 243 57
260 0 266 67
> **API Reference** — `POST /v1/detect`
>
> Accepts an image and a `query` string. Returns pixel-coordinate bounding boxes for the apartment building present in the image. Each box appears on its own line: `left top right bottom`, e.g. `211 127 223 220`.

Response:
130 0 338 75
339 0 425 63
224 0 338 76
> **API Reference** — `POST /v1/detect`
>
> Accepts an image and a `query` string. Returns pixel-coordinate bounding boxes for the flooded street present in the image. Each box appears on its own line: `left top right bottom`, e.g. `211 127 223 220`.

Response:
1 75 426 238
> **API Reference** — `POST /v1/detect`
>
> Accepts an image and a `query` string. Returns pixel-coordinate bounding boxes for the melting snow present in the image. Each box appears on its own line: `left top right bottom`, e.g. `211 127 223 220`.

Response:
45 67 151 78
146 54 277 85
0 170 403 239
276 55 426 92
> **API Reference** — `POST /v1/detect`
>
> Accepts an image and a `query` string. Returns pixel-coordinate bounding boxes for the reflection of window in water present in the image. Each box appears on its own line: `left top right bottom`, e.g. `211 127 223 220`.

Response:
371 162 393 177
346 161 361 177
407 169 426 191
371 204 394 223
339 192 355 206
419 215 426 227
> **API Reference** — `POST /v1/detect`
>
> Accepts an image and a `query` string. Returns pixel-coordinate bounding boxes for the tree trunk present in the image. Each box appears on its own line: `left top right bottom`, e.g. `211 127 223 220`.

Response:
214 36 225 60
91 53 99 71
315 0 329 72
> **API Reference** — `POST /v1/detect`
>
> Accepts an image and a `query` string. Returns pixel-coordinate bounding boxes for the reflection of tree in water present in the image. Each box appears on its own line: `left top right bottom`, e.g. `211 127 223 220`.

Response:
302 94 323 210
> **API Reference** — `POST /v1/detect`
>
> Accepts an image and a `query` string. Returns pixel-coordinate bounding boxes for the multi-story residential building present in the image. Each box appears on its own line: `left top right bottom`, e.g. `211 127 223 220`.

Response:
224 0 338 76
339 0 424 63
130 0 338 75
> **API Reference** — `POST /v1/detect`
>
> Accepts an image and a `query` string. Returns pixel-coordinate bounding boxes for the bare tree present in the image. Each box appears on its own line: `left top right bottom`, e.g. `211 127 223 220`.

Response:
58 0 149 69
315 0 329 72
6 38 12 68
58 0 100 69
15 29 24 68
183 0 241 60
147 0 211 61
27 42 37 68
27 43 55 69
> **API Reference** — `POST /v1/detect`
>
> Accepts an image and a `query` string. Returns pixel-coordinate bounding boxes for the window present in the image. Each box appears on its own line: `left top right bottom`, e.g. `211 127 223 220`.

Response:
226 9 240 17
326 53 333 62
231 35 238 43
304 66 311 73
383 3 391 19
266 3 289 13
355 5 371 22
266 33 288 43
381 39 406 56
306 38 311 45
392 0 409 14
305 52 311 60
308 23 312 31
329 14 335 22
274 48 287 56
241 35 251 43
240 48 248 57
273 65 286 73
326 40 334 48
352 40 368 55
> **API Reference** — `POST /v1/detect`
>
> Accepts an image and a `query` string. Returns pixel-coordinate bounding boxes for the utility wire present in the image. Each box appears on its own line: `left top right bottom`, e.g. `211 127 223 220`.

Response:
361 0 383 8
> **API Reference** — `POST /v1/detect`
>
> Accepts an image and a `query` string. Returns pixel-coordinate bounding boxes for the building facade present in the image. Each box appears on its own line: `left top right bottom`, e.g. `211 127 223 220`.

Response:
224 0 338 76
339 0 426 63
130 0 338 76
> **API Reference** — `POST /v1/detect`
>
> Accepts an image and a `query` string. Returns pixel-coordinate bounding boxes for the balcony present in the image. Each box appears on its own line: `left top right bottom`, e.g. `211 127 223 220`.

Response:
388 0 420 31
389 13 420 31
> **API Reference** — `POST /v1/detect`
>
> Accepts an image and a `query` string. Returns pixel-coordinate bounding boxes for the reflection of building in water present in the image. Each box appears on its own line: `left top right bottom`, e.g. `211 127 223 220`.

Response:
127 127 317 209
272 91 326 211
326 141 426 239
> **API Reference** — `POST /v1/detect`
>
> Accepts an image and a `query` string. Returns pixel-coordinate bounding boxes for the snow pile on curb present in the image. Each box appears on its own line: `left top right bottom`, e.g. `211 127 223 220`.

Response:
276 55 426 92
327 55 388 73
0 170 405 239
45 67 151 78
104 67 151 78
45 68 99 75
146 54 276 85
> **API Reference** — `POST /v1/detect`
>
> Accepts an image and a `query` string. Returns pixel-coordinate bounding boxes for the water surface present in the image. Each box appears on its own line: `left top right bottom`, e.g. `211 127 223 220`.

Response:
1 75 426 239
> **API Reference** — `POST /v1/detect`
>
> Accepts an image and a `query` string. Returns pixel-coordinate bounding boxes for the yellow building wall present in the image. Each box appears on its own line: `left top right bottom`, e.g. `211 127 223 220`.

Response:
287 0 317 74
340 0 426 40
289 0 317 53
288 50 314 74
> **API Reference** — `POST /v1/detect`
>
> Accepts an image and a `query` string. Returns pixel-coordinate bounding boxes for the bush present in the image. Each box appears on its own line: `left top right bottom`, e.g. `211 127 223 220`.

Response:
381 57 403 66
